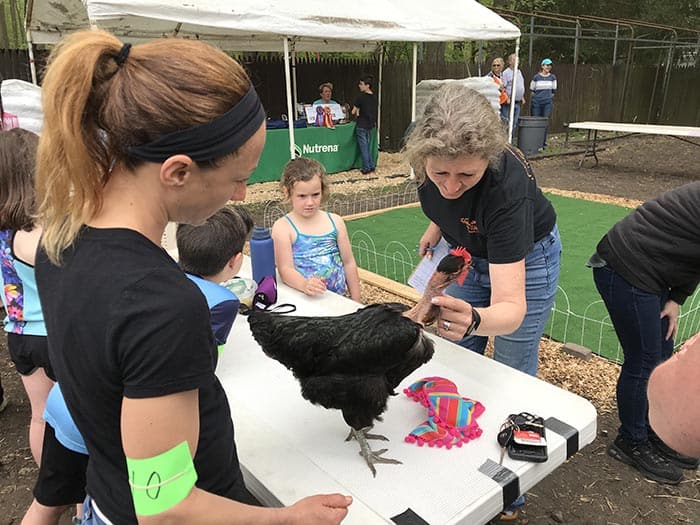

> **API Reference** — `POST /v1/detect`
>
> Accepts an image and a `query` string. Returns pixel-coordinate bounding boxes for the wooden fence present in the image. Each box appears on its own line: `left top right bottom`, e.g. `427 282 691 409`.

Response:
3 51 699 151
0 49 30 82
243 58 700 150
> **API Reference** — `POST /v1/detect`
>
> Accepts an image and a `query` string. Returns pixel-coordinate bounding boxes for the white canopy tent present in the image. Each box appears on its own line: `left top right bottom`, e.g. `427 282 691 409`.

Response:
27 0 521 149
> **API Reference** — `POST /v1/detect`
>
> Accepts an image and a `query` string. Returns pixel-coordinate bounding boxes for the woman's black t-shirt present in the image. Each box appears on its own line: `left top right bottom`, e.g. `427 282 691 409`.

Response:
418 146 556 263
35 227 246 523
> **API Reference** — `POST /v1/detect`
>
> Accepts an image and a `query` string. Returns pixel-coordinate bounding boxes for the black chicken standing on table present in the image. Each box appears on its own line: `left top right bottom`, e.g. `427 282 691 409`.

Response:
248 249 471 476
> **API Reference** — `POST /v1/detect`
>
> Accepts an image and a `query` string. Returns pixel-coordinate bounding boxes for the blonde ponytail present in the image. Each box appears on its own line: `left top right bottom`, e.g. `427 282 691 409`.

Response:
37 31 122 264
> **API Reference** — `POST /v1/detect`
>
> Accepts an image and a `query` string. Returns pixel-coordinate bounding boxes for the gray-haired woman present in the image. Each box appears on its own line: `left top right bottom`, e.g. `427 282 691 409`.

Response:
406 84 561 519
405 84 561 378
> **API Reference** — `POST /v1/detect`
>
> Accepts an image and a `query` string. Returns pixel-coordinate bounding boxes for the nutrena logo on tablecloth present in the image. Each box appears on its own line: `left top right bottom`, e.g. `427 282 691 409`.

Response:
301 143 340 154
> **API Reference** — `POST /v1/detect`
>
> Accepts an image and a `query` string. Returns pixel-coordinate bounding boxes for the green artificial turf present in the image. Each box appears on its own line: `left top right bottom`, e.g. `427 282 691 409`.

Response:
346 194 633 362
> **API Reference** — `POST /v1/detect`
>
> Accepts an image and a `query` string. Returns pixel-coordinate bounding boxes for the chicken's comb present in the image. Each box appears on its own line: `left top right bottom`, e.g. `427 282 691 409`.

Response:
449 246 472 265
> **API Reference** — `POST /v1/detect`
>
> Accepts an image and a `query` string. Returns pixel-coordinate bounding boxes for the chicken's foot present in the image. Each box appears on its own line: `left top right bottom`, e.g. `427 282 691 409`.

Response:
348 427 402 477
345 427 389 442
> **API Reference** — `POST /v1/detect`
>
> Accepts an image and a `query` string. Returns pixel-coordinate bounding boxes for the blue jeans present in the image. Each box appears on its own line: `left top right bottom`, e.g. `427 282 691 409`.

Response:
81 495 111 524
593 265 674 443
446 225 561 376
355 126 374 172
530 99 553 146
500 102 521 140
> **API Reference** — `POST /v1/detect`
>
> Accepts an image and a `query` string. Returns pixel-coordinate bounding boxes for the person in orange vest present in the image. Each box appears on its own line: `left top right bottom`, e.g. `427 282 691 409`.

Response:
486 57 508 110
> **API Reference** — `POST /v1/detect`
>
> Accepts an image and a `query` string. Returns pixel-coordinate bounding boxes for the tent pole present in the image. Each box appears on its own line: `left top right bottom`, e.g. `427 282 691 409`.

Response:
408 42 419 180
24 0 38 84
25 28 38 85
508 37 521 144
477 41 483 76
377 44 384 150
283 37 296 160
411 43 418 122
291 46 298 121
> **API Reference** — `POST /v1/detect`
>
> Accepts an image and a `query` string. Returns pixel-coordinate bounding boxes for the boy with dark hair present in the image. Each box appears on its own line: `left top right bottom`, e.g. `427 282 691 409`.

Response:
351 74 378 174
177 205 254 356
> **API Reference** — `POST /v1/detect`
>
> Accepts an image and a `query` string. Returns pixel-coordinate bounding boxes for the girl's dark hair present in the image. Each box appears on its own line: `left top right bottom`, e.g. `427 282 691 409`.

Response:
0 129 39 230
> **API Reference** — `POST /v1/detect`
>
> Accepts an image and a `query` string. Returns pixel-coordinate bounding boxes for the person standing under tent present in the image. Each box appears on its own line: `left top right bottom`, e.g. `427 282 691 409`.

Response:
486 57 508 113
351 75 378 175
313 82 338 106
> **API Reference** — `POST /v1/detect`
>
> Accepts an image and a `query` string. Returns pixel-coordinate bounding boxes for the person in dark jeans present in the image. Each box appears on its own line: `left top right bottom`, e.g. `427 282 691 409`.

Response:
351 75 377 174
529 58 557 149
590 181 700 485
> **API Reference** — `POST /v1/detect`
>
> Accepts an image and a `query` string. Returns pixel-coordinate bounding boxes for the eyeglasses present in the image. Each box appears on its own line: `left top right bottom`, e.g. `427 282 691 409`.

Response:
492 64 502 68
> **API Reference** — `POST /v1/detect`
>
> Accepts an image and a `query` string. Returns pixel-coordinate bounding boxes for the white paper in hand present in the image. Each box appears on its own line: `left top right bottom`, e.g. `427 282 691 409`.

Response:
407 238 450 294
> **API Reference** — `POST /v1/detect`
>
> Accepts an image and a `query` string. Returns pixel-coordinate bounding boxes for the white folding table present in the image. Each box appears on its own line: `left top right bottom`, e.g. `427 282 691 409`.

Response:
216 261 597 525
568 121 700 168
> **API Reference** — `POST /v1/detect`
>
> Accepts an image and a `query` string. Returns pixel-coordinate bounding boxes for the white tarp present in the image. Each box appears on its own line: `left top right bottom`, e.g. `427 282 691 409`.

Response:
415 77 502 120
1 79 43 134
28 0 520 49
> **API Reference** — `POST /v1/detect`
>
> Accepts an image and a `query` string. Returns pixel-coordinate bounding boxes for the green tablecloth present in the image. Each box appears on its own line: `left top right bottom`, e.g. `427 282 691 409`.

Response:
250 123 378 184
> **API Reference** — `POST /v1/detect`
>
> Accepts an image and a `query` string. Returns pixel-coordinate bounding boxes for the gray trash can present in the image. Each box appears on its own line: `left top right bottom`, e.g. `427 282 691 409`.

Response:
517 116 548 156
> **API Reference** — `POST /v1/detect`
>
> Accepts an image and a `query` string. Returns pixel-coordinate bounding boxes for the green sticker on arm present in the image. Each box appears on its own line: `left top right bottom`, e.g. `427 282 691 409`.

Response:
126 440 198 516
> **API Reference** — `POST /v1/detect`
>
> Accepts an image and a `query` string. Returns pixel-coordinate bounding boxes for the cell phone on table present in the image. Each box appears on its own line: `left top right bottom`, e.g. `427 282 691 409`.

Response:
507 413 548 463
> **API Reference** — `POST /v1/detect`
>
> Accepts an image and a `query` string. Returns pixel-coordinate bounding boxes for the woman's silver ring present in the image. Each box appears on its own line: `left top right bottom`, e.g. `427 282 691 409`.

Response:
443 320 451 331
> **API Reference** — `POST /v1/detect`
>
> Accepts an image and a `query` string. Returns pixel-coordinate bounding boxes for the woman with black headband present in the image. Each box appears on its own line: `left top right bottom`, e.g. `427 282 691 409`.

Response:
34 30 352 525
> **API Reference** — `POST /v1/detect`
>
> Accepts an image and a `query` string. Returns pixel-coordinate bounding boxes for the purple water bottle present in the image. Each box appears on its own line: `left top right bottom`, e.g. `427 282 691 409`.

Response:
250 226 276 286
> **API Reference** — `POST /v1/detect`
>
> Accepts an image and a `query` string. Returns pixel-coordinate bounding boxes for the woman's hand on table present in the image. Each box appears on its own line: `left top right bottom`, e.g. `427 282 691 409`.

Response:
304 276 327 296
284 493 352 524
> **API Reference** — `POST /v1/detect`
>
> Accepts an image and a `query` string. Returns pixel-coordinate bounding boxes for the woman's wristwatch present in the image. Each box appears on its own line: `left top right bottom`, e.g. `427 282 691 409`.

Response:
465 307 481 336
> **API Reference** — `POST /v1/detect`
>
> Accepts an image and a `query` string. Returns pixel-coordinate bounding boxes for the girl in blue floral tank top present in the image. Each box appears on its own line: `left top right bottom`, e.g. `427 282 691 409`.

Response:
284 211 346 294
272 158 361 301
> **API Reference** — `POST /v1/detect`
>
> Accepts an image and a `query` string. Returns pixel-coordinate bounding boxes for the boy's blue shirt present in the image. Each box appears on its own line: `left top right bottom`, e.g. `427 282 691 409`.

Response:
186 273 240 347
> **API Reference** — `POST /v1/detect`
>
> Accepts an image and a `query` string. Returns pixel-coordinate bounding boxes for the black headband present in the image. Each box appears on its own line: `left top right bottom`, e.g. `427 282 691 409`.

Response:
116 43 131 67
127 86 265 163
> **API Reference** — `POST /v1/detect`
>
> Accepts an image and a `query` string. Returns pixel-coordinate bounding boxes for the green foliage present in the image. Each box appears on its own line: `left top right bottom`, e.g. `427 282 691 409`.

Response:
639 0 700 31
0 0 27 49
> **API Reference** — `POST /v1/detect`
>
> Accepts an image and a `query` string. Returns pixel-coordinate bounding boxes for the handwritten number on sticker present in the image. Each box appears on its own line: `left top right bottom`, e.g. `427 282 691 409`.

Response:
146 471 162 500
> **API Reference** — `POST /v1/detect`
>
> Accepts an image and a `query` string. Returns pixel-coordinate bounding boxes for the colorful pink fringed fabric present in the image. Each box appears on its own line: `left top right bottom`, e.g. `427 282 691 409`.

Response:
403 376 485 449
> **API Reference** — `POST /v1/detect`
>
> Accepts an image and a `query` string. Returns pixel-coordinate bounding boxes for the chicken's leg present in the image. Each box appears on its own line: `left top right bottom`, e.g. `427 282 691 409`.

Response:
345 428 389 442
347 426 402 477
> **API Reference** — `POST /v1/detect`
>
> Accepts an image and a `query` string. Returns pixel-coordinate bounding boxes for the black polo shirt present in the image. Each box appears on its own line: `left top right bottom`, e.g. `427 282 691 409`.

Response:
418 145 556 263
